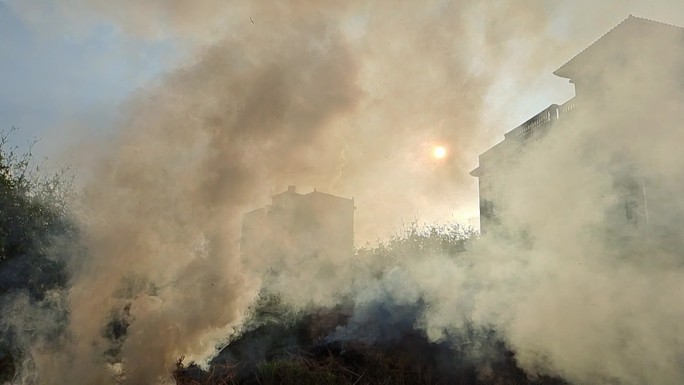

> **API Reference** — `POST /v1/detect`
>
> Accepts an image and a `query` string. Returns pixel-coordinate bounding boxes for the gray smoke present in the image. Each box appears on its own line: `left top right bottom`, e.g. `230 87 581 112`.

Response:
4 1 684 385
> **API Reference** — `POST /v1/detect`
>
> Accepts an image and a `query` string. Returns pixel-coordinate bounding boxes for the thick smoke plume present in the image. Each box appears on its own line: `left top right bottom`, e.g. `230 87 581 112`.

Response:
4 1 684 385
55 15 362 385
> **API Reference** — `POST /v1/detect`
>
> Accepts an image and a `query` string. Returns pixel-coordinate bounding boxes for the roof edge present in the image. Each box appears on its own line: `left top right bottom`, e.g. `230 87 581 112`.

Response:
554 15 635 79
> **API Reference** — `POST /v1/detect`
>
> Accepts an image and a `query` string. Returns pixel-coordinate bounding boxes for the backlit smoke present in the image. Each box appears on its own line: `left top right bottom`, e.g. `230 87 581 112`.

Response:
3 1 684 385
52 15 361 384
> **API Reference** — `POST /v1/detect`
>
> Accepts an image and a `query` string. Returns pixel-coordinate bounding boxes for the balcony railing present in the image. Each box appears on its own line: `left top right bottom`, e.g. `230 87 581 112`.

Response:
505 98 576 140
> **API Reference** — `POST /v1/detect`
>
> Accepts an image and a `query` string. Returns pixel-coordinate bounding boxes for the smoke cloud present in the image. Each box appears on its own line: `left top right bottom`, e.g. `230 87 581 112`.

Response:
4 1 684 385
57 14 362 384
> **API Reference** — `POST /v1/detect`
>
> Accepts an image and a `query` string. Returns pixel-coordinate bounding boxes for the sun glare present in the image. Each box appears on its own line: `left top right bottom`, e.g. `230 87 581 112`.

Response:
432 146 447 159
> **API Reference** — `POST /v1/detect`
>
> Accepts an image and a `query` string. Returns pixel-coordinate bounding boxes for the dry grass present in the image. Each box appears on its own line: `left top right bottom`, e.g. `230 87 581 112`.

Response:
173 339 566 385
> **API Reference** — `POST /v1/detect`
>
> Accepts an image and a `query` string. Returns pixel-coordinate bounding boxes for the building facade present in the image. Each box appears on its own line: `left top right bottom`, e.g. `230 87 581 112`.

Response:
471 16 684 234
241 186 355 268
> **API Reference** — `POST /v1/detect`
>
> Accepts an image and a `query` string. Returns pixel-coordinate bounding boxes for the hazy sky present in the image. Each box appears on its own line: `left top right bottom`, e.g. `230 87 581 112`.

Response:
0 2 180 151
2 0 684 238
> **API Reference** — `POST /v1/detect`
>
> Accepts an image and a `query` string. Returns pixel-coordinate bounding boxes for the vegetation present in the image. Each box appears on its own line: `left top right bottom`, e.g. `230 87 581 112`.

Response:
174 224 566 385
357 221 477 260
176 326 567 385
0 129 75 383
0 130 566 384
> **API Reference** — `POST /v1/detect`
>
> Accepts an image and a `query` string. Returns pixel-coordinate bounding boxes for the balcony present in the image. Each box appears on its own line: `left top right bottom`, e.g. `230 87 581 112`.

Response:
504 98 576 141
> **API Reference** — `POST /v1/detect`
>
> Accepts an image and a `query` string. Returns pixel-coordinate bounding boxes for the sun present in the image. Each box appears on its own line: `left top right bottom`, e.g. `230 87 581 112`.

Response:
432 145 447 159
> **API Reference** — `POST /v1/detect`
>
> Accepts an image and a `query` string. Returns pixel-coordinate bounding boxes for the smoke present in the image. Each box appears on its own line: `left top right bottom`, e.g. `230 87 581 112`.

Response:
34 0 551 380
4 1 684 385
324 16 684 385
53 14 363 385
219 12 684 385
473 25 684 383
6 0 570 240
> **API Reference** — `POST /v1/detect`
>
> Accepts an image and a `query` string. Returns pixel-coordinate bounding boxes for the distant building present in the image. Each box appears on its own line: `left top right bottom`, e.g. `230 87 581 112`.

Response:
241 186 355 266
470 16 684 234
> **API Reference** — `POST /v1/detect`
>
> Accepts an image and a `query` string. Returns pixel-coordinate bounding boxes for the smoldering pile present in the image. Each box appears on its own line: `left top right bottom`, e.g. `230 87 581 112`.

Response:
175 320 566 385
171 225 567 385
173 295 566 385
172 298 567 385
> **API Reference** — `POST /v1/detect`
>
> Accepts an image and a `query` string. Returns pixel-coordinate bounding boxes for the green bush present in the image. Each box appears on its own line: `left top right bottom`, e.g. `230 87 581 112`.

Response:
0 129 75 382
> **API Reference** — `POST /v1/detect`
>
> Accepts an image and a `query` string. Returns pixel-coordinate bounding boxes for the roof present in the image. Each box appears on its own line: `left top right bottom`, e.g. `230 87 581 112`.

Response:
472 16 683 178
270 187 353 207
305 190 353 202
554 15 684 79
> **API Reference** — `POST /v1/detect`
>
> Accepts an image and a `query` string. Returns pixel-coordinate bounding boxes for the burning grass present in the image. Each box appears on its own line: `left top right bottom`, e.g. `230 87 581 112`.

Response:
173 300 567 385
172 224 567 385
174 334 568 385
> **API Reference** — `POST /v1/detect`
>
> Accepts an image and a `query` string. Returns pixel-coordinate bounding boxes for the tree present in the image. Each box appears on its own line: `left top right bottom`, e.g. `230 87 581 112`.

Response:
0 128 75 382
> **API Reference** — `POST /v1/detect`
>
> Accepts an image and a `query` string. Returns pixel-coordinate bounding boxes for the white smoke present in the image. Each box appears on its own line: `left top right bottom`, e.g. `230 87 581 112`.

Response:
3 2 684 385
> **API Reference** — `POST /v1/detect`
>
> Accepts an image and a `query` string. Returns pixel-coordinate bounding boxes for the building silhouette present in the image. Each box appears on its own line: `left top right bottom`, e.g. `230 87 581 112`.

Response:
471 16 684 234
241 186 355 268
